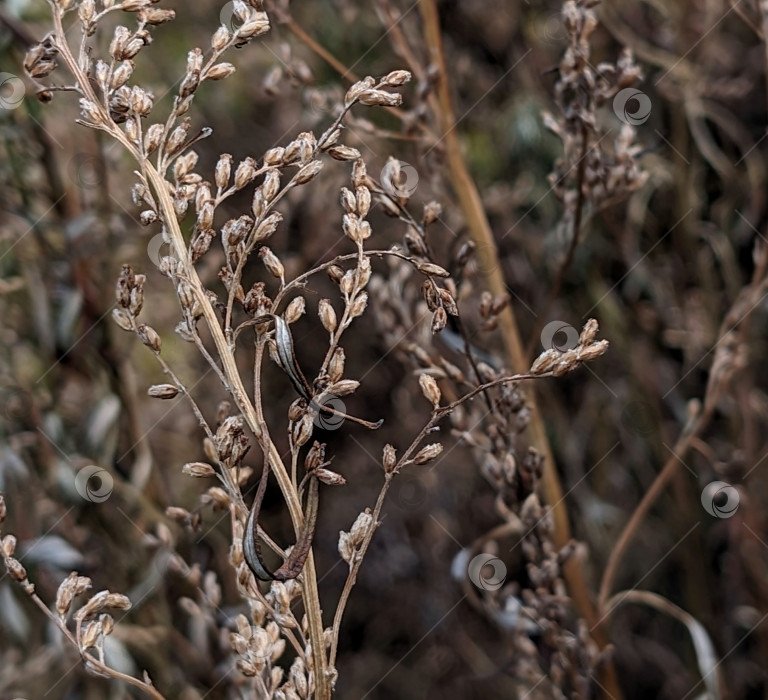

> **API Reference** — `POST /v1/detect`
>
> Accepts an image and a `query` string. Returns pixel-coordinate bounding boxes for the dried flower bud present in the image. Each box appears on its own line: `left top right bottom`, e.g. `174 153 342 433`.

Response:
206 62 236 81
358 89 403 107
314 468 346 486
349 292 368 318
328 145 361 161
318 299 337 333
413 443 443 465
148 384 179 399
328 347 345 383
259 247 284 280
431 307 447 334
329 379 359 397
423 201 442 225
294 160 324 185
211 26 230 51
285 296 306 324
382 70 412 87
327 265 345 284
137 323 161 352
182 462 216 478
344 76 376 105
215 153 232 190
417 262 450 278
418 374 441 408
356 186 371 218
339 187 356 214
112 308 133 332
6 558 27 582
262 170 280 202
580 318 599 345
234 158 257 189
292 413 314 447
382 444 397 473
1 535 16 557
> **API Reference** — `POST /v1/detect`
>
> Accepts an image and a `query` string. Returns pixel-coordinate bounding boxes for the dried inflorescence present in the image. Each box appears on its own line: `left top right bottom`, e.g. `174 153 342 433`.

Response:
543 0 648 215
4 0 616 698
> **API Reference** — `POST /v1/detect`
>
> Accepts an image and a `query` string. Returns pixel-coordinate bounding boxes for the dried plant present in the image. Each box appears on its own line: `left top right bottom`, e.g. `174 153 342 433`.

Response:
3 0 766 698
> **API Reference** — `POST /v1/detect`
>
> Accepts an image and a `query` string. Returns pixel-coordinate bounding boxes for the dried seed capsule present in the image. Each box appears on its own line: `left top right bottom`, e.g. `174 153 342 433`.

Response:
215 153 232 189
285 296 306 324
413 443 443 465
431 307 447 334
418 374 441 408
328 347 345 383
148 384 179 399
382 444 397 473
259 247 284 280
318 299 337 333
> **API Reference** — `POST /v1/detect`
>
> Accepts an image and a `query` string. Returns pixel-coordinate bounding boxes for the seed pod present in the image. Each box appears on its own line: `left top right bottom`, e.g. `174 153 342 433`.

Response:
206 62 236 80
285 296 306 324
382 70 412 86
328 145 361 161
137 323 161 352
356 186 371 218
339 187 356 214
318 299 337 333
418 374 441 408
313 468 346 486
259 247 284 280
211 26 230 51
262 170 280 202
264 147 284 166
234 158 257 189
327 265 344 284
328 347 345 383
422 280 439 311
349 292 368 318
294 160 323 185
215 153 232 189
182 462 216 478
329 379 359 396
417 262 450 278
431 307 447 334
413 443 443 465
148 384 179 399
382 444 397 473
